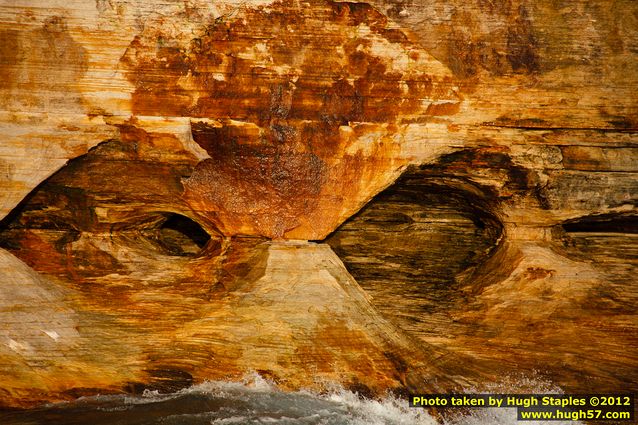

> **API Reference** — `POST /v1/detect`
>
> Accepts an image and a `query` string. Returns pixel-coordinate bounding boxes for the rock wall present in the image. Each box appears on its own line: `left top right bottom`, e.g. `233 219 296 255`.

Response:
0 0 636 408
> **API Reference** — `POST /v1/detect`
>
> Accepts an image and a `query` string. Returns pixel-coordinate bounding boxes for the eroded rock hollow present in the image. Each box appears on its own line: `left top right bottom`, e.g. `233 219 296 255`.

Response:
0 0 636 411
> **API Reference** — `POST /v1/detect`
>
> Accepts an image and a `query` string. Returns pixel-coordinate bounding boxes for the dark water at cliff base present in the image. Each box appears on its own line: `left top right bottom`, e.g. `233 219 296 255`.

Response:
0 375 581 425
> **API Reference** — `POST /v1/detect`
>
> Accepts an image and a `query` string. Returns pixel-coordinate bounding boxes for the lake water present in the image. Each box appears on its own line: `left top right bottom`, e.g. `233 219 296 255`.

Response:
0 375 581 425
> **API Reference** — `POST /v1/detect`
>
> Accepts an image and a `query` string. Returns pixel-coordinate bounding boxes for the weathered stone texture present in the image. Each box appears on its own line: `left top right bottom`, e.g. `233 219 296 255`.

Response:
0 0 636 409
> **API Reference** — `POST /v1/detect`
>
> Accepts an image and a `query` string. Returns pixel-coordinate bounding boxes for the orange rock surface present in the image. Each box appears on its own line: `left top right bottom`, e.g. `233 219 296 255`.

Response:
0 0 636 409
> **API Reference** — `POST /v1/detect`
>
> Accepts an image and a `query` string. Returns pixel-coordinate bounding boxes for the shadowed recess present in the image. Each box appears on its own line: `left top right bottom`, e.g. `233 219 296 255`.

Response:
0 139 223 285
157 213 211 256
558 212 638 291
326 166 502 341
562 213 638 233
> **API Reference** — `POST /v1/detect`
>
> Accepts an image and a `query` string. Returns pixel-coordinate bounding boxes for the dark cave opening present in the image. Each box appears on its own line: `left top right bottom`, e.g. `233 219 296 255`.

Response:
156 213 212 256
558 213 638 284
562 213 638 234
325 166 503 340
0 139 221 280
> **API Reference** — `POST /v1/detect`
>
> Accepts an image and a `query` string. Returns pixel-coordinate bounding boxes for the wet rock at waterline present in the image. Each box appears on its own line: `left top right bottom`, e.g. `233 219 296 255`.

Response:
0 0 637 415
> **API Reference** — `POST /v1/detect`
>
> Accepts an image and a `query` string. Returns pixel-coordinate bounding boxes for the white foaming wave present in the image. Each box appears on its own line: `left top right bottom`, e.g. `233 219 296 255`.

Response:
137 372 438 424
323 389 438 425
197 373 583 425
444 373 584 425
39 372 584 425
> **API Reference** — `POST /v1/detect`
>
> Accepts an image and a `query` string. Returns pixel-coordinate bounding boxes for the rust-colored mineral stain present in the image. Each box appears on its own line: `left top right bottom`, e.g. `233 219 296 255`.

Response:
0 230 71 277
121 0 460 238
121 0 442 123
185 124 327 238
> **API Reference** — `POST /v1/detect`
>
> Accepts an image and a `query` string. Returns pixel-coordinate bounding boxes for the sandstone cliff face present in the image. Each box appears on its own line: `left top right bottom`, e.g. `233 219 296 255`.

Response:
0 0 636 408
